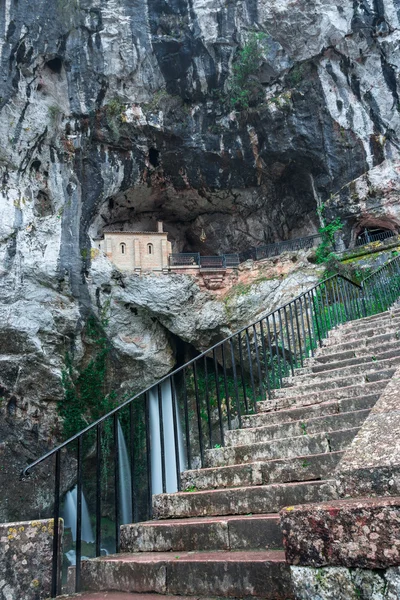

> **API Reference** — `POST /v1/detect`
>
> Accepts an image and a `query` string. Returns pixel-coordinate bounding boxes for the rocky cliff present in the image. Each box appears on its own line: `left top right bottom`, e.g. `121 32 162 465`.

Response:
0 0 400 520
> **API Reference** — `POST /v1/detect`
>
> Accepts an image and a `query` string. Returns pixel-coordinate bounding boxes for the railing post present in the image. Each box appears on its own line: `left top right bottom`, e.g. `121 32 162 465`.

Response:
360 283 368 318
51 450 61 598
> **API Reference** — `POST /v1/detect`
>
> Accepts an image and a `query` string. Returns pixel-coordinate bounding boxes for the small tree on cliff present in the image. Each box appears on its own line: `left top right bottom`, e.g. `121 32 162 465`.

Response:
228 32 269 110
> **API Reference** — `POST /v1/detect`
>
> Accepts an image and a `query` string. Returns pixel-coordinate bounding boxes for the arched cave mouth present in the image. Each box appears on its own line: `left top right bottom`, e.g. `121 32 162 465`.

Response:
89 165 321 257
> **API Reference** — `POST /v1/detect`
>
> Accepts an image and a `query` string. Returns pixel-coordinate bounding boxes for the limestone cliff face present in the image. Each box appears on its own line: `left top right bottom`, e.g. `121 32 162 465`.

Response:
0 0 399 520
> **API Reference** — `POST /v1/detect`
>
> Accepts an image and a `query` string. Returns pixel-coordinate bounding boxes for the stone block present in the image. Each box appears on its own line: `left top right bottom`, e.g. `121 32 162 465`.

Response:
281 497 400 568
336 367 400 497
0 518 63 600
290 565 400 600
80 555 167 593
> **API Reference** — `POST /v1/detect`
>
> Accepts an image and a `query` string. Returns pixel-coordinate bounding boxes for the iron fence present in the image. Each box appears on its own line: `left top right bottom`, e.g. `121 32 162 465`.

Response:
361 253 400 314
224 253 240 267
22 258 400 597
200 255 226 269
169 253 240 269
254 234 322 261
355 230 396 247
169 253 200 267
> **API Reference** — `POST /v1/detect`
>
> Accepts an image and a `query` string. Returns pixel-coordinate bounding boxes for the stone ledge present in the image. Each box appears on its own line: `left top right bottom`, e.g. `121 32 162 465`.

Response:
280 497 400 568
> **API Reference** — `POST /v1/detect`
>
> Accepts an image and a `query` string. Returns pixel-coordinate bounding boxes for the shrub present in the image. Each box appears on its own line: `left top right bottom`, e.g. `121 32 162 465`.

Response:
315 218 343 264
227 32 269 110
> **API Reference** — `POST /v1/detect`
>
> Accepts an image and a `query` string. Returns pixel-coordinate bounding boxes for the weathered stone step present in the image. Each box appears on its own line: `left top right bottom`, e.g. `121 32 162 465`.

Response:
204 428 357 468
303 343 400 374
225 409 370 448
283 354 400 387
308 335 400 365
180 451 343 491
321 330 400 354
244 394 378 429
322 321 400 346
328 309 400 332
79 550 293 599
153 479 338 520
258 379 390 412
121 514 282 552
271 367 395 399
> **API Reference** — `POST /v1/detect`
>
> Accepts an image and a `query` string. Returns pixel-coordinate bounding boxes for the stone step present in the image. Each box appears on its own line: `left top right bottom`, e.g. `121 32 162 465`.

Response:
328 309 400 331
180 451 343 491
270 367 395 399
153 479 338 520
282 354 400 387
204 428 357 468
79 550 293 599
304 343 400 374
244 394 378 429
309 335 400 365
322 327 400 351
121 514 282 552
225 409 370 448
257 380 389 412
322 320 400 345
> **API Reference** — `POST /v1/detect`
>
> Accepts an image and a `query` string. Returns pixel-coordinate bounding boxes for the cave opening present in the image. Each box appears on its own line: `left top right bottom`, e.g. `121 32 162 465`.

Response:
45 56 63 74
149 148 160 168
90 158 320 259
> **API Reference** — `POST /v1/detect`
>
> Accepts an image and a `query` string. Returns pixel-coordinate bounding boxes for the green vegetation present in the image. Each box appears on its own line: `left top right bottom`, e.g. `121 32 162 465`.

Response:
48 105 62 124
315 218 343 264
184 485 197 493
59 316 116 441
105 98 126 141
227 32 269 110
287 65 304 87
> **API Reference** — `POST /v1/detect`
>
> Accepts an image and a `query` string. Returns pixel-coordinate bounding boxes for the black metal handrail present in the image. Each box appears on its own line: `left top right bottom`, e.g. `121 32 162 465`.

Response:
169 234 323 269
169 253 200 267
200 255 226 269
169 253 240 269
361 253 400 314
224 253 240 267
253 234 322 261
22 260 400 597
355 229 396 247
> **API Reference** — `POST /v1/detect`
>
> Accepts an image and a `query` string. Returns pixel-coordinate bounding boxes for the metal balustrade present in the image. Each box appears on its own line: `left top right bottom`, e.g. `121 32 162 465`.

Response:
22 256 400 597
200 255 226 269
169 253 200 267
224 254 240 267
253 234 322 261
169 234 323 270
355 229 396 247
361 253 400 314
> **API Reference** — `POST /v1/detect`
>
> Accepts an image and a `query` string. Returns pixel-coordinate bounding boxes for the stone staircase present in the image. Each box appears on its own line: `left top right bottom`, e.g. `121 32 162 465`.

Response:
76 308 400 600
